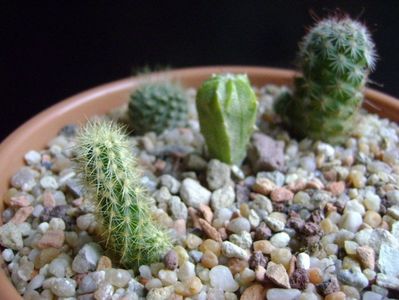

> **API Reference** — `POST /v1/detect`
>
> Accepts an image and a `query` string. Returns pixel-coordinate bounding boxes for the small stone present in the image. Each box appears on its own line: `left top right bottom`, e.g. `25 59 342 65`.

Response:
178 261 195 281
249 133 285 172
316 276 340 296
105 268 131 288
11 167 37 191
49 217 65 231
252 178 276 195
174 245 189 266
10 206 34 224
337 268 369 289
249 251 267 270
206 159 231 191
201 250 218 268
270 248 292 270
159 174 181 194
34 247 61 268
362 291 383 300
198 218 222 242
147 285 175 300
72 243 102 273
324 291 346 300
40 176 59 190
327 181 345 196
296 253 310 270
49 257 69 278
240 284 266 300
270 232 290 248
271 188 294 203
48 278 77 297
265 262 290 288
222 241 249 260
348 170 366 188
175 276 203 297
198 204 213 223
265 216 285 232
378 242 399 276
253 240 275 255
356 246 375 270
97 256 112 270
94 282 114 300
180 178 211 208
228 258 249 275
76 213 96 231
340 211 363 232
226 217 250 234
364 211 382 228
290 268 309 290
2 249 14 262
266 288 301 300
37 229 65 249
26 274 45 291
308 268 323 285
42 191 56 208
9 195 31 207
376 273 399 289
198 240 220 257
24 150 41 165
254 222 272 240
211 185 235 210
185 233 203 249
209 265 239 292
229 231 252 249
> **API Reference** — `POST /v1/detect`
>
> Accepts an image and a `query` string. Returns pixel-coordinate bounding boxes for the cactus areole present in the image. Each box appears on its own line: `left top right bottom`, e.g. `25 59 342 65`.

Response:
275 16 376 144
196 74 258 165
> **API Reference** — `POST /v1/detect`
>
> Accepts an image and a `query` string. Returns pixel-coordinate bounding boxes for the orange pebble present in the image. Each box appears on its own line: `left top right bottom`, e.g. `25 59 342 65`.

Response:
325 291 346 300
308 267 323 285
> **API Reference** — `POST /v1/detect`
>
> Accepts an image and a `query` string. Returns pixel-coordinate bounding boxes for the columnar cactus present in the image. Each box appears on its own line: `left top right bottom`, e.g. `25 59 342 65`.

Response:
274 16 376 144
196 74 258 165
129 82 188 135
74 121 171 269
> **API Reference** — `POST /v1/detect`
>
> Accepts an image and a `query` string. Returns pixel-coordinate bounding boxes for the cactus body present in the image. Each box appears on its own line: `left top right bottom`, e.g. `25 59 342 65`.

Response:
275 17 376 144
75 121 171 269
196 74 258 165
129 82 188 135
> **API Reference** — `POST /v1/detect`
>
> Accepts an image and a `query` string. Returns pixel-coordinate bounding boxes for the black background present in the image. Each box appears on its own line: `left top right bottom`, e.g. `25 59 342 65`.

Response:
2 1 399 140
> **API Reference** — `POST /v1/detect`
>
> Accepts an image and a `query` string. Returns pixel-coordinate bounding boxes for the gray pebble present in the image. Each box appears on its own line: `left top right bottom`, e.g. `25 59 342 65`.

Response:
180 178 211 208
211 185 235 211
206 159 231 191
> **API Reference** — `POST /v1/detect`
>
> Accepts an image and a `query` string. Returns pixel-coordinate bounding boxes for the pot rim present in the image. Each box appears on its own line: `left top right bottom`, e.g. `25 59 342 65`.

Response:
0 65 398 299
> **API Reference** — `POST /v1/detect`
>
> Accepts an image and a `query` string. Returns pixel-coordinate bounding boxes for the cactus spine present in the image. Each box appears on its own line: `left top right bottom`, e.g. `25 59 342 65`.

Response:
275 16 376 144
196 74 258 165
74 121 171 269
129 81 188 135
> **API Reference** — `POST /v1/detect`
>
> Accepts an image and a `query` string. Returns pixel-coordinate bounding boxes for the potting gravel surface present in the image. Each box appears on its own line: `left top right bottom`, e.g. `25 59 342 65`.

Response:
1 85 399 300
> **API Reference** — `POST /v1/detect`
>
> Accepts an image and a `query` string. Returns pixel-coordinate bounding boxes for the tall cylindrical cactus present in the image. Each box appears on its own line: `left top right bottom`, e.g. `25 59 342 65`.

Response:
275 16 376 144
196 74 258 165
74 121 171 269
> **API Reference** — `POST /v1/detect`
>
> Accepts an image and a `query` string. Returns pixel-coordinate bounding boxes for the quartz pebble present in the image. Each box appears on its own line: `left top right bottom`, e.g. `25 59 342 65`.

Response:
240 284 266 300
105 268 131 287
265 262 290 288
226 217 250 234
206 159 231 191
180 178 211 208
266 288 301 300
222 241 249 260
72 242 102 273
209 265 239 292
47 278 77 297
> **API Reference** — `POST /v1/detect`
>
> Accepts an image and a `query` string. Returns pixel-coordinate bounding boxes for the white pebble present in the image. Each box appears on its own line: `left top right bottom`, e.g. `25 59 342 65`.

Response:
296 252 310 270
226 217 250 234
38 222 49 234
49 218 65 231
340 211 363 232
139 265 152 279
40 176 59 190
267 288 301 300
2 249 14 262
222 241 249 260
24 150 41 165
158 269 178 285
209 265 239 292
363 291 383 300
270 232 290 248
178 261 195 281
105 268 132 288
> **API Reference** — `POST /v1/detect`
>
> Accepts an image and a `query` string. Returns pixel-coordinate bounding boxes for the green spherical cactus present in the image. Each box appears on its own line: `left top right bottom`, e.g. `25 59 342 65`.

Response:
196 74 258 165
74 121 171 269
128 82 188 135
275 16 376 144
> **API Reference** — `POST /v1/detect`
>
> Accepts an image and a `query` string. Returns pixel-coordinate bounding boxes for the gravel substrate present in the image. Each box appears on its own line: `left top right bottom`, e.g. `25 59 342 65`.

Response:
1 85 399 300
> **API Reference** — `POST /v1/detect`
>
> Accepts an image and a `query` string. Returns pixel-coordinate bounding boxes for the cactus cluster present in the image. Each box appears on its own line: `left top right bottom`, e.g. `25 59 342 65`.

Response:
128 82 188 135
74 121 171 269
196 74 258 165
275 16 376 144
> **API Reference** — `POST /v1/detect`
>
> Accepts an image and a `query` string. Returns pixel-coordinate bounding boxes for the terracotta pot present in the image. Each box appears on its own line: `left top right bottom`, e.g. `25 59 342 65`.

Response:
0 66 398 299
